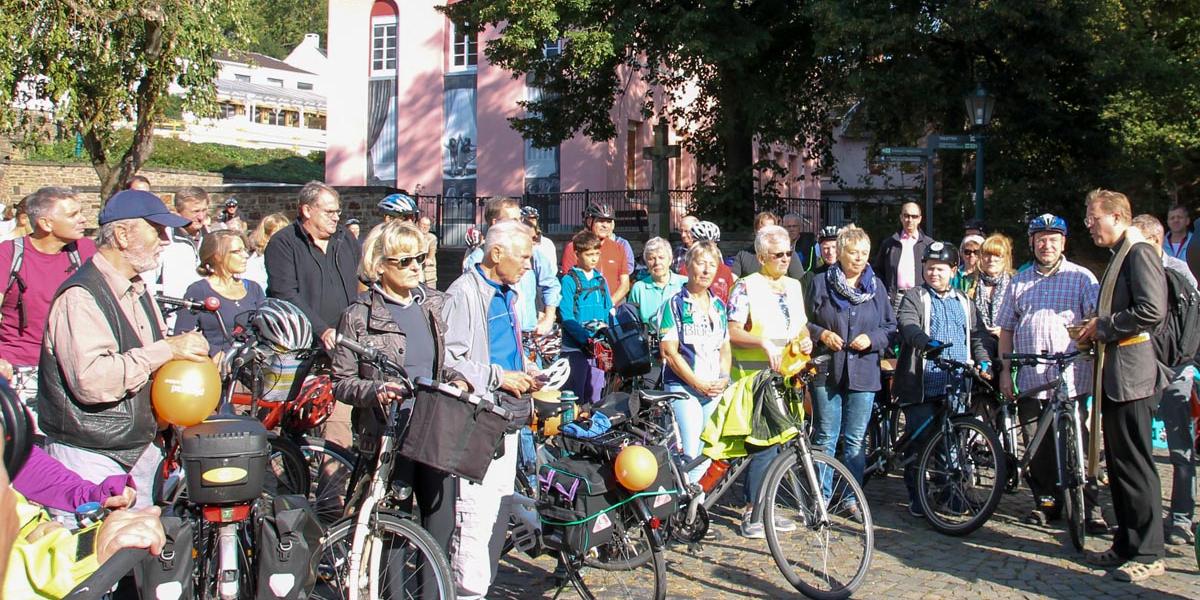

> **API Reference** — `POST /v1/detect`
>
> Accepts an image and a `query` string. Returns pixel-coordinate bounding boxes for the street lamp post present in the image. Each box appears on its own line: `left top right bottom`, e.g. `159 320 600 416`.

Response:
964 84 995 222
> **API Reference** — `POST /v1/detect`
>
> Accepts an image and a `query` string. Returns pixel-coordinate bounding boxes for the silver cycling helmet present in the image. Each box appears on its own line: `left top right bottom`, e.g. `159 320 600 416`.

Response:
251 298 314 352
690 220 721 242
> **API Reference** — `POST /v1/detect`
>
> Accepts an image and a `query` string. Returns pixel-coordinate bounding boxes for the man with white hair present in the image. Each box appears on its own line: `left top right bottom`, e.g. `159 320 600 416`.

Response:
442 219 541 599
672 214 699 271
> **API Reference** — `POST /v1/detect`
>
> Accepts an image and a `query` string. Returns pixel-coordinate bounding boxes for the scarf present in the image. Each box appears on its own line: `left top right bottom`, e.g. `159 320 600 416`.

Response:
826 263 877 308
1088 227 1147 477
974 272 1010 329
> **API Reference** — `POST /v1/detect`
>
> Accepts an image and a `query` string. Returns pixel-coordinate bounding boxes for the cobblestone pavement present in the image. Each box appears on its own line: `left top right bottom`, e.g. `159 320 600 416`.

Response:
490 451 1198 599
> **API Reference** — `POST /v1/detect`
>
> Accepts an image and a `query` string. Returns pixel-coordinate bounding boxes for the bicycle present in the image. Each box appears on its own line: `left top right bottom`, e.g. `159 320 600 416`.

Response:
995 351 1092 551
611 356 874 599
863 345 1006 536
311 335 456 600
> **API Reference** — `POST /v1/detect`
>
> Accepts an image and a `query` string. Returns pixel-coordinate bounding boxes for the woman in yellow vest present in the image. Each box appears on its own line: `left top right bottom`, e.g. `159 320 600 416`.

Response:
726 224 813 538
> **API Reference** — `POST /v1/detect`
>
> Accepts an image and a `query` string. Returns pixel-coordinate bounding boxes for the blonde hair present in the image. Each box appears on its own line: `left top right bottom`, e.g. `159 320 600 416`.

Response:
197 230 248 277
359 220 425 283
1085 189 1132 224
979 233 1014 274
836 225 870 256
248 212 291 253
685 240 723 270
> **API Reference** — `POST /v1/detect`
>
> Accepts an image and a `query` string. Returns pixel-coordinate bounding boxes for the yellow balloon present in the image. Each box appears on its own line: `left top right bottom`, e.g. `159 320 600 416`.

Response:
152 359 221 427
614 445 658 492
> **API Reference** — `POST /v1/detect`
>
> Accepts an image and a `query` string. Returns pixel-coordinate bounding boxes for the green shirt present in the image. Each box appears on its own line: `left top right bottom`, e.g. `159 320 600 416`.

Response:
628 272 688 329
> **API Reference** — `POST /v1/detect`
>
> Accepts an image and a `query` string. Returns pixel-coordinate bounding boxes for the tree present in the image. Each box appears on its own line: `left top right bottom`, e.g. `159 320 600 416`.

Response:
242 0 327 60
443 0 841 227
0 0 249 199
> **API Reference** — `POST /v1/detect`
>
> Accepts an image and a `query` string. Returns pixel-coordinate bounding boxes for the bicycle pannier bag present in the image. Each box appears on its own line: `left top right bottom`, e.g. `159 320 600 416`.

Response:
607 302 652 377
538 455 621 553
136 516 194 600
400 378 514 484
255 494 323 600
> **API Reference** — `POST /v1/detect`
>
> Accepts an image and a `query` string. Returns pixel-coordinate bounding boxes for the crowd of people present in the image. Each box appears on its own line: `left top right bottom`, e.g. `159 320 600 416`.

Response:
0 176 1194 597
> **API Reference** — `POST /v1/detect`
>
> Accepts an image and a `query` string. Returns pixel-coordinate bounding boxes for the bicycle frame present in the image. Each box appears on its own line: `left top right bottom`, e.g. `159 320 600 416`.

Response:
1005 353 1088 493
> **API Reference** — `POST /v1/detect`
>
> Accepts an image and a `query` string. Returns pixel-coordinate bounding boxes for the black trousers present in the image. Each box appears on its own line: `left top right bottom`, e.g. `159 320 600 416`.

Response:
1101 394 1164 563
1017 394 1102 520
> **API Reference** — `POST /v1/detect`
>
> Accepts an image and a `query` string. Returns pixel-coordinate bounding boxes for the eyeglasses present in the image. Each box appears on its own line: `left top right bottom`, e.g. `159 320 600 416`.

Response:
767 251 790 260
901 214 922 220
1083 213 1111 228
961 249 978 256
385 253 427 268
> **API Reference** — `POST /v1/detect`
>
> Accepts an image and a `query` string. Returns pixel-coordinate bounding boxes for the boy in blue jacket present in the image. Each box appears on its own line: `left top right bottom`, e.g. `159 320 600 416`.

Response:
559 230 614 403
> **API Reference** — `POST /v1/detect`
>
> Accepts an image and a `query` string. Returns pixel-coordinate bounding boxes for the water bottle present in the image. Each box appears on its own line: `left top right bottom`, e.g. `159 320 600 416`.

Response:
698 459 729 493
559 391 578 425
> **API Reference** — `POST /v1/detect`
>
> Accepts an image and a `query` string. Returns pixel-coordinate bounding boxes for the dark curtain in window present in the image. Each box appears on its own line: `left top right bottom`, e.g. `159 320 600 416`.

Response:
367 78 396 184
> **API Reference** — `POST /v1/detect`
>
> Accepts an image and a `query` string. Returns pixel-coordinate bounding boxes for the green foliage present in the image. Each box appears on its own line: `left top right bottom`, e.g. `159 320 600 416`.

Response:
242 0 326 59
24 132 324 184
0 0 251 199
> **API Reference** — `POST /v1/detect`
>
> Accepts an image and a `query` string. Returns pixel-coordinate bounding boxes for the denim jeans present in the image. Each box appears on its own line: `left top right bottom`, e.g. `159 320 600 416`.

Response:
901 401 939 505
667 383 720 483
811 385 874 501
743 446 779 516
1156 365 1196 528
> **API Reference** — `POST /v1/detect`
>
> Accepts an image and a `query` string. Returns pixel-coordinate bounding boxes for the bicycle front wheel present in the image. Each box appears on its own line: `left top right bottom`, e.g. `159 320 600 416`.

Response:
916 416 1006 536
267 434 312 499
763 449 873 600
311 512 456 600
563 503 666 600
1057 412 1086 552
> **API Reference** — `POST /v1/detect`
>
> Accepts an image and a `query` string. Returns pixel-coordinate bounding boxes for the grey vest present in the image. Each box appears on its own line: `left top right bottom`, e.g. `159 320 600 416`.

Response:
38 260 163 468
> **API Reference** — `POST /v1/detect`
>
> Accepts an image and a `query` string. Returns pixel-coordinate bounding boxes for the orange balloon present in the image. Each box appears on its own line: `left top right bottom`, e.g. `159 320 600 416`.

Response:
152 359 221 427
614 445 658 492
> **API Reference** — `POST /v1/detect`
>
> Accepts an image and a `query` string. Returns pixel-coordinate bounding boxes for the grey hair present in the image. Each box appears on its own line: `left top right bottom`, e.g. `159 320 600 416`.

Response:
836 225 871 255
782 213 804 225
643 236 672 261
173 186 209 211
96 220 129 249
25 186 77 225
755 224 791 255
1131 213 1165 245
483 220 533 255
297 181 339 214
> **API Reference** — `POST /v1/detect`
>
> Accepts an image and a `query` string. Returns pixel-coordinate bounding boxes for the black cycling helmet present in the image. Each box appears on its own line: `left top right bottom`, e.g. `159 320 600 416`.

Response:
582 203 615 221
1 378 33 475
963 217 987 235
922 241 959 265
818 225 840 242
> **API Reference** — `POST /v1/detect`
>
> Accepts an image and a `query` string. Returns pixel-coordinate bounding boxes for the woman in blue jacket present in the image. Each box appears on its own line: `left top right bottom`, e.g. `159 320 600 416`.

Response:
808 226 896 491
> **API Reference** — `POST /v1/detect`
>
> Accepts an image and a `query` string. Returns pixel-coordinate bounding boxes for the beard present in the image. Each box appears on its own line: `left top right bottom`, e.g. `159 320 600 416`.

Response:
126 237 161 273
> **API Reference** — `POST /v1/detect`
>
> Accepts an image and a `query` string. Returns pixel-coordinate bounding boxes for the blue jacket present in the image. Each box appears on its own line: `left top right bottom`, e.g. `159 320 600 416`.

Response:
806 270 896 392
558 267 613 350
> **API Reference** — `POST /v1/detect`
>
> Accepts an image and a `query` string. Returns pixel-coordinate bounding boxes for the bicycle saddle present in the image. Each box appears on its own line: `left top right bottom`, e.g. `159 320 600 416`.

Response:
637 390 689 406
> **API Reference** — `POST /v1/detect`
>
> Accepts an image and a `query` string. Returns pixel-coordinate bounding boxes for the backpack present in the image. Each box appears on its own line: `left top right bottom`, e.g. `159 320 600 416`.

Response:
1153 268 1200 368
606 302 652 377
563 269 608 307
5 237 82 334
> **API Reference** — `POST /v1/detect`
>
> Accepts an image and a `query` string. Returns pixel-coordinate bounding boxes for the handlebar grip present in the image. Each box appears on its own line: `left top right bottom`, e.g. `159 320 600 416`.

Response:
64 548 150 600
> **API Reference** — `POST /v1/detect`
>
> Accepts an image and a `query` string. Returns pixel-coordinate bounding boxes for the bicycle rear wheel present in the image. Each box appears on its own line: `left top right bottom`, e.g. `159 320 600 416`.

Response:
1057 413 1086 552
297 437 355 526
563 502 665 600
266 434 311 499
763 449 873 600
916 416 1005 536
311 512 455 600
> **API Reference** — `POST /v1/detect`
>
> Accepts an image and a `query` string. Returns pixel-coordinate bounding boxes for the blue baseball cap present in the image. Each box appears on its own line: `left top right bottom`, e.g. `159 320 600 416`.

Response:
99 190 191 227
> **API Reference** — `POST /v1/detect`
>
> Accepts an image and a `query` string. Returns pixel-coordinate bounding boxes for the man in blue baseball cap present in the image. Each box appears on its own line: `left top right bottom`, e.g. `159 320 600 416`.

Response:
39 189 210 514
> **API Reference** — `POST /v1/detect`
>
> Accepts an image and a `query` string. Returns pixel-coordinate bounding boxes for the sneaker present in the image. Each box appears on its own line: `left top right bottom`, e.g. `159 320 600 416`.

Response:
845 503 865 524
1165 523 1195 546
773 515 797 533
1113 559 1165 583
907 502 925 517
740 509 765 539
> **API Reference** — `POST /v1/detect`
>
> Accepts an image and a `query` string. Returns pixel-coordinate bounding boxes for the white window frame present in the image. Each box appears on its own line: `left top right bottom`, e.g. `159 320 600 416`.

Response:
233 73 251 82
371 15 398 77
448 21 478 72
542 38 563 59
267 77 284 88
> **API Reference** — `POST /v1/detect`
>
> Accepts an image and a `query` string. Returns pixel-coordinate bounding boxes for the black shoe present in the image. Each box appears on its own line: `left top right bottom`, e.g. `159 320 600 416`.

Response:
1165 523 1195 546
1023 509 1049 526
907 502 925 517
1086 517 1111 536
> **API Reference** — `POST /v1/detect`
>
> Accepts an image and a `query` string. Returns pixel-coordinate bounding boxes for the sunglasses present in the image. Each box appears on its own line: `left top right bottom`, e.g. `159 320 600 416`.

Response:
767 251 790 260
961 249 978 256
385 253 427 268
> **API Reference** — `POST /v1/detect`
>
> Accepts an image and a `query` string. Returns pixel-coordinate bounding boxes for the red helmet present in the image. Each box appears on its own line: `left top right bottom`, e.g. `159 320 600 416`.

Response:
283 374 335 431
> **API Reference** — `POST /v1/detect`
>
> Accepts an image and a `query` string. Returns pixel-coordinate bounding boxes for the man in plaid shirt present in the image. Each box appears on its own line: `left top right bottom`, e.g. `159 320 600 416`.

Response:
996 214 1108 531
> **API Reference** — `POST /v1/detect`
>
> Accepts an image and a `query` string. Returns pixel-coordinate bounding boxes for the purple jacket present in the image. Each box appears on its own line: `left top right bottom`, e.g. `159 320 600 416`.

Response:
12 446 133 512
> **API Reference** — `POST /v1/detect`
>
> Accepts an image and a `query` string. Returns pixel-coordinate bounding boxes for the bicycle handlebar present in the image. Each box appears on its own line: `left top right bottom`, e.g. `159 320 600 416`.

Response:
64 548 149 600
1002 350 1083 365
336 334 409 379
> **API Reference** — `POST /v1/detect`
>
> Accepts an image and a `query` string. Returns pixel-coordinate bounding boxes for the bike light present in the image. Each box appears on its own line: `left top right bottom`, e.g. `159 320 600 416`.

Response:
649 517 662 530
202 504 252 523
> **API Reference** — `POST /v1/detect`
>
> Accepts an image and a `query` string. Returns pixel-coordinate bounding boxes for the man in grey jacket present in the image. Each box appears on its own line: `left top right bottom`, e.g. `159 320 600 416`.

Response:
441 219 540 599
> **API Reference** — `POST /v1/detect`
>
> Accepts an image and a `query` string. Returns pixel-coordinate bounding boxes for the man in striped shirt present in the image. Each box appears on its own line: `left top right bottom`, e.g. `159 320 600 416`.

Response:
996 213 1107 531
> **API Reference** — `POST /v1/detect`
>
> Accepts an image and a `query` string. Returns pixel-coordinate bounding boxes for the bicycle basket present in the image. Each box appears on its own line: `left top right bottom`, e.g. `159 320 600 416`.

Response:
398 380 514 484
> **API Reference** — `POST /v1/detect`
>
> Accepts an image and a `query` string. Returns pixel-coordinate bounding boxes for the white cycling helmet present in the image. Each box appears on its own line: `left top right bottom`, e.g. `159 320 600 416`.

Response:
378 193 419 218
465 226 484 248
251 299 314 352
690 220 721 242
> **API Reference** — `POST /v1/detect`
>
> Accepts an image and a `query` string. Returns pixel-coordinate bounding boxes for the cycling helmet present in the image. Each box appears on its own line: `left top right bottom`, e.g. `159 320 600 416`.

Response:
582 203 615 220
378 193 420 218
465 225 484 248
818 225 840 242
1027 213 1068 237
690 220 721 242
1 378 33 475
922 241 959 265
251 299 314 352
521 206 540 220
345 218 360 226
283 374 335 431
964 217 987 234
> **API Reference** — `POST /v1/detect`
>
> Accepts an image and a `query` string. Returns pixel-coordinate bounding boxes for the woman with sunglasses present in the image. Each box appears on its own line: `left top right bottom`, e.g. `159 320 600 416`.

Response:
330 220 466 561
951 233 984 294
175 230 266 356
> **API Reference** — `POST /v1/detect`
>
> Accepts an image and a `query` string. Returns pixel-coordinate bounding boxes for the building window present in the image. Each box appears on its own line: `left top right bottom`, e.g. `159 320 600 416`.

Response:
219 102 242 119
371 17 398 75
297 82 314 91
625 120 642 189
267 78 284 88
543 39 563 59
449 22 477 71
234 74 251 82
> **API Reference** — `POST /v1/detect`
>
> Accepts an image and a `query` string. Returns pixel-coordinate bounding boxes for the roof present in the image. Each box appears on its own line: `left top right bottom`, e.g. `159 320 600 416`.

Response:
215 78 326 110
215 50 314 75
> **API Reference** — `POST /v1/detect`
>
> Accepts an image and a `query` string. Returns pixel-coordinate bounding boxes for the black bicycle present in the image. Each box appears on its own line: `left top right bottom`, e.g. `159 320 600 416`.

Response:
864 344 1006 535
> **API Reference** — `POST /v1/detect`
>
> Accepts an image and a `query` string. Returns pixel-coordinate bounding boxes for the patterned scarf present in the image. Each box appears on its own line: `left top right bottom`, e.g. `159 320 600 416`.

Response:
973 272 1010 329
826 263 877 307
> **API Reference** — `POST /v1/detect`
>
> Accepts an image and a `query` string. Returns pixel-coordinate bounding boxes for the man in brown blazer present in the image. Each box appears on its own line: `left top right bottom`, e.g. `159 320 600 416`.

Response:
1076 189 1168 582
